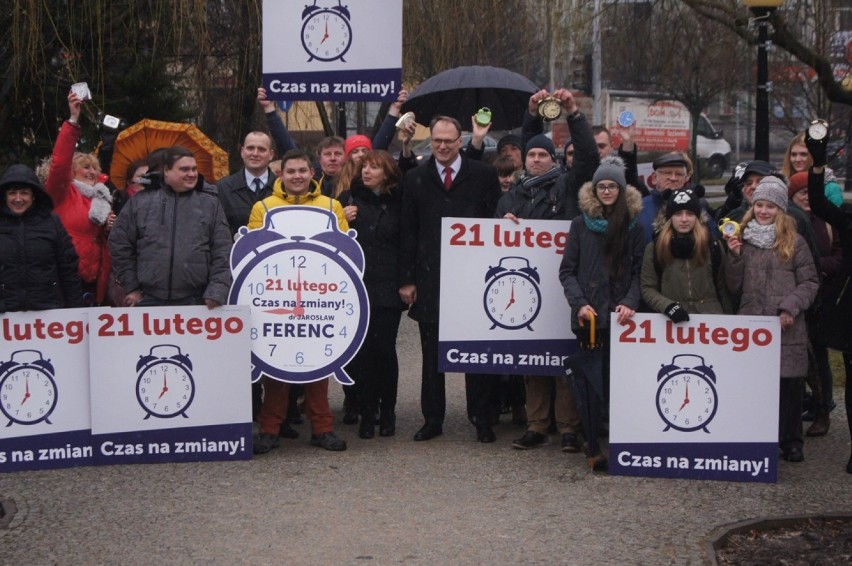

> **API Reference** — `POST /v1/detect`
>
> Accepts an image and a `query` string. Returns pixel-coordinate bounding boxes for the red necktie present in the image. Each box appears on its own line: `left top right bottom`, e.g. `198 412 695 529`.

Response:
443 167 453 190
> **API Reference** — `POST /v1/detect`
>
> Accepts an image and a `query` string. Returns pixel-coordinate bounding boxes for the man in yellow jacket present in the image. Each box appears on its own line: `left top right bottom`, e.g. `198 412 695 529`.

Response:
249 149 348 454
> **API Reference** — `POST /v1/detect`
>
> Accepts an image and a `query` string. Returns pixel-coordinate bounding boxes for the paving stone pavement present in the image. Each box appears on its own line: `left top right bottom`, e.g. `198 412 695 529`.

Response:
1 316 850 565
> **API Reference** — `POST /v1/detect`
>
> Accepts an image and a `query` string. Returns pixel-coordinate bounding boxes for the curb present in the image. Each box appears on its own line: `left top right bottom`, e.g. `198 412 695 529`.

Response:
0 497 17 529
706 512 852 565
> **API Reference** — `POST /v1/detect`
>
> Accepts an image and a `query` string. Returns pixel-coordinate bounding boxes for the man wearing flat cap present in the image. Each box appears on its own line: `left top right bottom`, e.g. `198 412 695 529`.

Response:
638 151 696 243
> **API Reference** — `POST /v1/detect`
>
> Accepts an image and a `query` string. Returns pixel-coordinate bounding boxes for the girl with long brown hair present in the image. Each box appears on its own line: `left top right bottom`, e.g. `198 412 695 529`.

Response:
725 176 819 464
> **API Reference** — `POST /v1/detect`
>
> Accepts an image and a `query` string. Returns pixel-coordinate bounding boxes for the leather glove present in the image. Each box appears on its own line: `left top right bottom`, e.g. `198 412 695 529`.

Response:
664 302 689 323
805 130 827 168
724 174 743 199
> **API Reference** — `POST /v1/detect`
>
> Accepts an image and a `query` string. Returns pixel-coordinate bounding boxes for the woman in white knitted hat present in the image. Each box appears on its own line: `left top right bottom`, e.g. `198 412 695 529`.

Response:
724 175 819 464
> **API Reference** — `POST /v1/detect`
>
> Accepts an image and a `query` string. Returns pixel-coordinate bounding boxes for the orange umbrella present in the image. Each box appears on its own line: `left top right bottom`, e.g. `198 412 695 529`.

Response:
108 119 230 188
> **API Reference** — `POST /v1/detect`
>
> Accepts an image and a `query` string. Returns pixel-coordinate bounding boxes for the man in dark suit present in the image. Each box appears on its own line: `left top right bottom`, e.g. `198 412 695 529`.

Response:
400 116 502 442
216 131 277 237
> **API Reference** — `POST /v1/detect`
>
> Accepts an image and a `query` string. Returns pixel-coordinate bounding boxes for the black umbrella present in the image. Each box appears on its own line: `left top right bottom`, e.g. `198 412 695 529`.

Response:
565 313 607 470
402 66 539 130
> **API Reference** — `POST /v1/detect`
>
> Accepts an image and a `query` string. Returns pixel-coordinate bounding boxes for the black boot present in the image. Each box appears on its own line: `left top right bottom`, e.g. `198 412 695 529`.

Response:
358 414 375 439
379 411 396 437
342 393 359 425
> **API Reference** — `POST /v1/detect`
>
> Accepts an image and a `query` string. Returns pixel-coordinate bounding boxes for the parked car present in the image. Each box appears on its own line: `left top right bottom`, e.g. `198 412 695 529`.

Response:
695 114 731 179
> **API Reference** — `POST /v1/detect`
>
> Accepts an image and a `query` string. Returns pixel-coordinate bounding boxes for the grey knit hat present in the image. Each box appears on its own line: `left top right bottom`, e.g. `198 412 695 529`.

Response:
752 175 788 213
592 155 627 189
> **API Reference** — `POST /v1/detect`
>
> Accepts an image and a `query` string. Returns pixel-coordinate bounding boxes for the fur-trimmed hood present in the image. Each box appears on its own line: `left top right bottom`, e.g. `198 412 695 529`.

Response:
578 181 643 220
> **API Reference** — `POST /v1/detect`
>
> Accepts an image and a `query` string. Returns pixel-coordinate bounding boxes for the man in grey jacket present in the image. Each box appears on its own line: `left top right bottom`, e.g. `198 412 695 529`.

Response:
109 145 232 308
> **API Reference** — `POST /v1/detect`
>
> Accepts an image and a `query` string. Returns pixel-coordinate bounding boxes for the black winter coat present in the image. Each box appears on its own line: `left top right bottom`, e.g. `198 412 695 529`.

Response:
0 169 82 312
340 181 407 311
559 182 645 331
807 168 852 351
401 156 501 323
495 173 579 221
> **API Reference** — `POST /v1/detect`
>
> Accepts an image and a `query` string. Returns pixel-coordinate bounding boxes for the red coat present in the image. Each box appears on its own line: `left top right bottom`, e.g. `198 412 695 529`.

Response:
44 121 111 303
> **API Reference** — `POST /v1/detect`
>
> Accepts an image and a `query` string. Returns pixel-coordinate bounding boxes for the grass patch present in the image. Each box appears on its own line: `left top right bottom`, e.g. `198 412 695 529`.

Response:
828 349 848 387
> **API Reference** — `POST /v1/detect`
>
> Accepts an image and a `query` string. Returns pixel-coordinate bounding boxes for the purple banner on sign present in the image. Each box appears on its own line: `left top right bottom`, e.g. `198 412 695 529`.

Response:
92 423 252 465
0 429 93 473
263 68 401 102
439 339 577 376
609 442 777 483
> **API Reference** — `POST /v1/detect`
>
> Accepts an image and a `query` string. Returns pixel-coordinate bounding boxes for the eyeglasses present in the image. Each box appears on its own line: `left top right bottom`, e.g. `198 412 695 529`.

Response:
431 136 461 146
595 183 620 193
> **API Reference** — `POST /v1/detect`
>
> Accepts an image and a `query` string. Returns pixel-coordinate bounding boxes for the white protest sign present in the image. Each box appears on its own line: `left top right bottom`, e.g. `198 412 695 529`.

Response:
439 218 575 376
88 306 252 465
609 313 780 483
262 0 402 101
0 309 92 472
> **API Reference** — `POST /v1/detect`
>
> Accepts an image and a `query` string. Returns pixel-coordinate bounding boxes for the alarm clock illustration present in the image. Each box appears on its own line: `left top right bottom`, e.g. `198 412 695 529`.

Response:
0 349 58 426
136 344 195 419
483 256 542 330
655 353 718 433
230 206 369 385
301 1 352 63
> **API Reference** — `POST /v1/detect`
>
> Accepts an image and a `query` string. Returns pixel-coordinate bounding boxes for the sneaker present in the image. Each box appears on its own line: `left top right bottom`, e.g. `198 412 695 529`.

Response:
561 433 582 453
310 432 347 451
253 433 280 455
512 431 548 450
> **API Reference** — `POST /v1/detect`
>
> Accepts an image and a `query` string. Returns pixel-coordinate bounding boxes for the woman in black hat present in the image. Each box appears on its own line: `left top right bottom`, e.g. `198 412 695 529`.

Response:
641 186 732 322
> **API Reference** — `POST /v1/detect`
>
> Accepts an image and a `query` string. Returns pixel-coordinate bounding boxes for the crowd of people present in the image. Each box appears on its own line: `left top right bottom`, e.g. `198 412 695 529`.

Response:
1 86 849 475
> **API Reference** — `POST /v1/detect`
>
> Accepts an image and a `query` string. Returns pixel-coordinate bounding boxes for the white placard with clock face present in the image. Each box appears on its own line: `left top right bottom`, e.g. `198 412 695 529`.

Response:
229 205 370 386
261 0 402 102
609 313 781 483
0 309 93 473
88 305 252 465
438 218 575 376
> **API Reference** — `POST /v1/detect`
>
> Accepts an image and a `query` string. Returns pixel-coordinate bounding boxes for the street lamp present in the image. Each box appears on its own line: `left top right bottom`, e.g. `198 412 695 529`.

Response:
742 0 784 162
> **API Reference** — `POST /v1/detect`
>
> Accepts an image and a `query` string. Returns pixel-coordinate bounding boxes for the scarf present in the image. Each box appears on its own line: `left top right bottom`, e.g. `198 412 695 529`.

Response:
670 234 696 259
582 213 638 234
742 219 776 249
521 166 562 193
71 179 113 225
583 214 609 234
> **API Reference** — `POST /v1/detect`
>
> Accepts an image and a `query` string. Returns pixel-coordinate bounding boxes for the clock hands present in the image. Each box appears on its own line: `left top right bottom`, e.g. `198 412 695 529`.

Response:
263 267 306 316
678 382 690 411
20 376 31 405
320 21 329 44
158 371 169 400
293 268 305 316
504 282 516 310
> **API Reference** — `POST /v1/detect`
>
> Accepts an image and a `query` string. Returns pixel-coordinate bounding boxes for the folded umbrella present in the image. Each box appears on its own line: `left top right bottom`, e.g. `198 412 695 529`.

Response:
566 312 607 468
